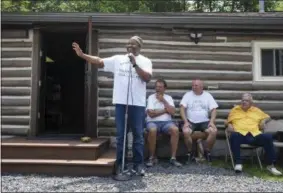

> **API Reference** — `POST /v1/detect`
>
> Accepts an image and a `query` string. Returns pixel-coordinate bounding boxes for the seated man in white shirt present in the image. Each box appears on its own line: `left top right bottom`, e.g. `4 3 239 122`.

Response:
180 79 218 163
145 79 182 167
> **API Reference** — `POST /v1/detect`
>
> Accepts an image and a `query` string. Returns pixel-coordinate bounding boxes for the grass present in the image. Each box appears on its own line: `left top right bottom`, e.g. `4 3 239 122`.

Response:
211 158 283 182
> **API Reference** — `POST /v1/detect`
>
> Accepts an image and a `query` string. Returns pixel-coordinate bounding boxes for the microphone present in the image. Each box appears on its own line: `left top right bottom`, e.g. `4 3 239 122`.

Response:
127 53 136 67
127 53 134 57
127 53 134 62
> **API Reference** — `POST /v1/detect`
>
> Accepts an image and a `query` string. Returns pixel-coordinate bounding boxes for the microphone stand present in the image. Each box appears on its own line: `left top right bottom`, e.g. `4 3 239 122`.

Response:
113 55 133 181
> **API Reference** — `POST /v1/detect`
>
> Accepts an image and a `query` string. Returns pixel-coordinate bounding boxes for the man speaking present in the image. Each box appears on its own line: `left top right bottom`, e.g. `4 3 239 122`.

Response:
72 36 152 180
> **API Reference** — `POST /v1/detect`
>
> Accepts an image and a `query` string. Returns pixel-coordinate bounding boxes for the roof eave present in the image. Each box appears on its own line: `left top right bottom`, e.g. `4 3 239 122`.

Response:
2 13 283 30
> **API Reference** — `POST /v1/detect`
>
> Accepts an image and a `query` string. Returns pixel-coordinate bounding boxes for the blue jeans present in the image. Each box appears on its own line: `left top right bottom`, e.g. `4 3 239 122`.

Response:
230 132 276 165
115 104 145 167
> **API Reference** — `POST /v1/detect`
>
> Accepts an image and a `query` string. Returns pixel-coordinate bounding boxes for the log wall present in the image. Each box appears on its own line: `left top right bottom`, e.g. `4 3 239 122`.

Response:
1 29 33 135
97 28 283 137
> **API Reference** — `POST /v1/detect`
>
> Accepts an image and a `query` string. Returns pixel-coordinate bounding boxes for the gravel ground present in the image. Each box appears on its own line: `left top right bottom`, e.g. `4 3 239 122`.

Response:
2 162 283 192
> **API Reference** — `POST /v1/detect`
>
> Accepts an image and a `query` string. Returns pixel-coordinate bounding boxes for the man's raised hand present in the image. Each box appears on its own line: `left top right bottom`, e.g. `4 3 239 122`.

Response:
72 42 83 57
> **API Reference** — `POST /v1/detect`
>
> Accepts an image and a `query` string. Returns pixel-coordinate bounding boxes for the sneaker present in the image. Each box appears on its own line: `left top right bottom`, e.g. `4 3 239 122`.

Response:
234 164 243 173
170 158 182 167
132 164 145 176
267 165 282 176
186 152 196 164
113 164 132 181
204 151 212 163
145 157 158 167
114 164 131 174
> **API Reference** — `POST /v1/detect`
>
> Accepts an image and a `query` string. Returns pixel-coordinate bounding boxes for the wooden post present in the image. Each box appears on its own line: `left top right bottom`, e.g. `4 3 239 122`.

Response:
85 16 98 137
30 28 40 137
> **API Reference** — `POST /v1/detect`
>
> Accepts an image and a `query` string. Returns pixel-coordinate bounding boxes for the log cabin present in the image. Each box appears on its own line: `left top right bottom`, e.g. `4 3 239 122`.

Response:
1 12 283 176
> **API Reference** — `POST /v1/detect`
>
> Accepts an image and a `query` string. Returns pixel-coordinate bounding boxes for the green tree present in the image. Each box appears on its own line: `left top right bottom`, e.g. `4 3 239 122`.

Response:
275 1 283 11
1 0 281 13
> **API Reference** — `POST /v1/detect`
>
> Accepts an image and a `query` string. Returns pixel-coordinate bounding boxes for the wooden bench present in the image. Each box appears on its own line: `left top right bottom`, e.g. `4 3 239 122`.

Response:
144 120 226 159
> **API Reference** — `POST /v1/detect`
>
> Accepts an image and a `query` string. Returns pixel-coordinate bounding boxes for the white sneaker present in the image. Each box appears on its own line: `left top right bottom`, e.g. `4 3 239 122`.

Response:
234 164 243 172
267 165 282 176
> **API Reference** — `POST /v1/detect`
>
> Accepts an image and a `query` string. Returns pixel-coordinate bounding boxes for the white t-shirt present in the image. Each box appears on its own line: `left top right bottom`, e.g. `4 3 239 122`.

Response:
180 91 218 123
146 93 175 122
102 54 152 107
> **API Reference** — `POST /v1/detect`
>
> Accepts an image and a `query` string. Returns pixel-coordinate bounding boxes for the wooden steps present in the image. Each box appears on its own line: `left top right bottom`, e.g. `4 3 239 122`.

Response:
1 136 116 176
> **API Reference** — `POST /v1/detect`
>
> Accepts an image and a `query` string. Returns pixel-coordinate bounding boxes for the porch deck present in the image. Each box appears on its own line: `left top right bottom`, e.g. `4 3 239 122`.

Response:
1 136 116 176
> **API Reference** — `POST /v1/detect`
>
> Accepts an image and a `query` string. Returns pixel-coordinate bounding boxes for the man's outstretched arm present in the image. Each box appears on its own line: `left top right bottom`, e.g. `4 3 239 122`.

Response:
73 42 104 68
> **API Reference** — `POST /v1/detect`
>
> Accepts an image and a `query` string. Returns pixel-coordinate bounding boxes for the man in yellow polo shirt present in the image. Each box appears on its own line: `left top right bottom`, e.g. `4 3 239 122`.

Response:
227 93 282 176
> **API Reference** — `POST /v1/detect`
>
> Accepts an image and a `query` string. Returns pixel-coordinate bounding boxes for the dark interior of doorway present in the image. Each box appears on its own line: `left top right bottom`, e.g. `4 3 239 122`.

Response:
40 31 86 135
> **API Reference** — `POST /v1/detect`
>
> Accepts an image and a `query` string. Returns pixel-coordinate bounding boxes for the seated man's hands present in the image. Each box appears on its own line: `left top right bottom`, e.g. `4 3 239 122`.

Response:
156 93 165 102
259 118 271 131
208 121 217 132
183 121 192 134
226 123 234 133
164 107 172 114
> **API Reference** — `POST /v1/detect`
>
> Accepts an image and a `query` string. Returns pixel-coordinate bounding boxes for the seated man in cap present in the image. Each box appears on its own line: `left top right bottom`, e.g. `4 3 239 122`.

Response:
227 93 282 176
145 79 182 167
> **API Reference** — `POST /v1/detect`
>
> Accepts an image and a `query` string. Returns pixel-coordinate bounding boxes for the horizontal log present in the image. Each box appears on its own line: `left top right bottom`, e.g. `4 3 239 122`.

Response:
99 38 251 48
1 96 30 106
1 67 31 77
1 106 30 115
98 88 283 100
1 29 28 39
99 51 252 62
1 125 29 136
150 61 251 71
98 97 283 111
98 107 283 119
98 70 252 81
99 98 113 107
99 42 251 53
1 87 31 96
1 58 32 67
1 78 31 87
1 51 32 58
1 116 30 125
99 33 225 43
1 42 32 48
100 48 251 56
227 35 283 42
155 70 252 81
98 79 283 90
99 31 260 48
98 127 116 136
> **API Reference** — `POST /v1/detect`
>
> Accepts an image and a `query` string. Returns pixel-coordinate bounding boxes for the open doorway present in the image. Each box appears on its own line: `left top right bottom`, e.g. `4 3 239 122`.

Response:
39 31 86 135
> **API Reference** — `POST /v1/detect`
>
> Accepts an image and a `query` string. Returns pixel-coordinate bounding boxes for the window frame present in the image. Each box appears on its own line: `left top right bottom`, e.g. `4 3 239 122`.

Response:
252 41 283 82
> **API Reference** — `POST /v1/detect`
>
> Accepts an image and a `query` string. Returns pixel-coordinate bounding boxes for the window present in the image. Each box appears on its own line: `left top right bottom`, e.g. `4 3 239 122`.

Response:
253 41 283 82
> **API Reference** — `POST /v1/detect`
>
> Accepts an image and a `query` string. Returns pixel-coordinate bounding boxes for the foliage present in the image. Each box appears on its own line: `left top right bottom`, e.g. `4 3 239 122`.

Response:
1 0 283 13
